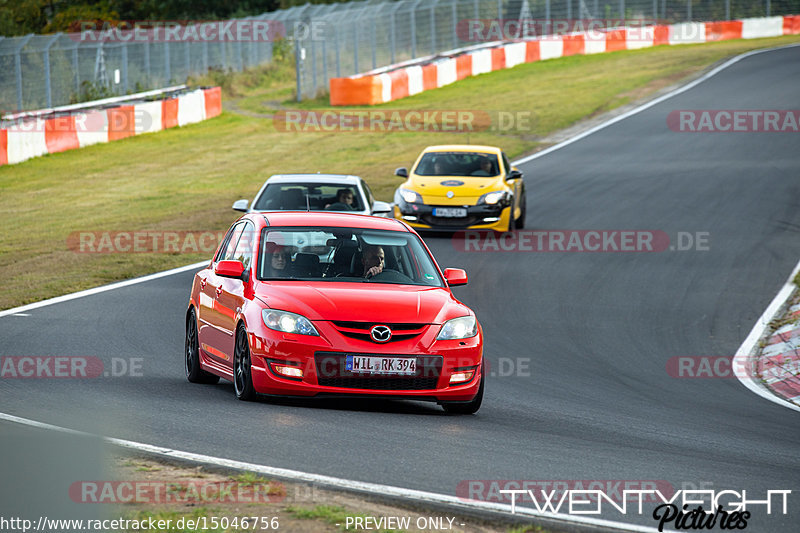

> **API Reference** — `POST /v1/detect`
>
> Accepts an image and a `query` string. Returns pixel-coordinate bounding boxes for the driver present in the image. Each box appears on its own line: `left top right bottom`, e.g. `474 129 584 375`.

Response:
361 245 384 278
325 188 356 210
473 157 494 176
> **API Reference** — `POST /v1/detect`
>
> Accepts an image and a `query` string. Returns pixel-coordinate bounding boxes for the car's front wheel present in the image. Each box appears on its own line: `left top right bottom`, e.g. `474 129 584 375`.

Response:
505 202 515 233
515 193 527 229
185 309 220 384
233 325 256 401
442 362 484 414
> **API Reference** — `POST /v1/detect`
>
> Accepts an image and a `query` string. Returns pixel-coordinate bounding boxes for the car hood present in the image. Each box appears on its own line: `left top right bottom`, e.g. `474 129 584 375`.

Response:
254 282 467 324
407 174 502 196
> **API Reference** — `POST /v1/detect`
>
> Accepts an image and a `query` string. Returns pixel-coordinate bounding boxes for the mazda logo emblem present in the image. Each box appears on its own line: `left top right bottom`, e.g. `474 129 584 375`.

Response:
370 325 392 343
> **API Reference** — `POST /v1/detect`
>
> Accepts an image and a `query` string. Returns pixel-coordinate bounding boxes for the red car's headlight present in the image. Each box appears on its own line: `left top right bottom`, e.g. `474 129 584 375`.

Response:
436 316 478 340
262 309 319 336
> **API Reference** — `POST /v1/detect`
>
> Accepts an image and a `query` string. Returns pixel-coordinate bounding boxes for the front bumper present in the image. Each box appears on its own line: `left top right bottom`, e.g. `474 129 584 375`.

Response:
247 322 483 403
394 202 511 232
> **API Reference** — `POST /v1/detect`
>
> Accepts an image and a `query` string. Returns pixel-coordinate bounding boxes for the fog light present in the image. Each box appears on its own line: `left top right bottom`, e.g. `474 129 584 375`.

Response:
483 217 499 222
449 370 475 384
271 363 304 379
402 215 418 221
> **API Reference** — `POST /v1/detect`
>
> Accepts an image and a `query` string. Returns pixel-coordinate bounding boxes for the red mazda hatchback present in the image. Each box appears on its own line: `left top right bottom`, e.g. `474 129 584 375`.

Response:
185 212 484 414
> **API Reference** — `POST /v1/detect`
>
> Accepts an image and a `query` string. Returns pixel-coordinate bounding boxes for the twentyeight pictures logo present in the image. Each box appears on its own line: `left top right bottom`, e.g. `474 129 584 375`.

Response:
487 486 790 532
457 481 791 531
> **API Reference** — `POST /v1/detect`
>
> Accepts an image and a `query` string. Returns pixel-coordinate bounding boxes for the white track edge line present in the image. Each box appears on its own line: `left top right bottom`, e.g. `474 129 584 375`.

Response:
0 261 208 318
732 259 800 413
0 411 673 533
511 43 800 167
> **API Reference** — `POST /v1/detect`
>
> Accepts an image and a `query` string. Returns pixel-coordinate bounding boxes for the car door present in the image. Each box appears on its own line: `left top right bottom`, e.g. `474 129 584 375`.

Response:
502 151 523 219
198 222 245 366
215 220 256 367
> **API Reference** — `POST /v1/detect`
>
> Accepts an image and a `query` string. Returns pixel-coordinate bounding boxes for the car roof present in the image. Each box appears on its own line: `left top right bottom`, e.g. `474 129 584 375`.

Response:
248 211 409 231
421 145 502 154
266 174 362 184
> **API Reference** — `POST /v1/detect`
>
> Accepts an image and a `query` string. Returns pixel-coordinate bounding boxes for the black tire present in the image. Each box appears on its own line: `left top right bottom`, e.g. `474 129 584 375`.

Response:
515 193 527 229
185 309 220 384
233 325 257 401
442 362 484 415
505 201 515 233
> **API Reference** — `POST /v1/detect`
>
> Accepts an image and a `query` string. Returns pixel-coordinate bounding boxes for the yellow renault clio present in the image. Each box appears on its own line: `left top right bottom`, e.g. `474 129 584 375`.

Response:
393 145 526 232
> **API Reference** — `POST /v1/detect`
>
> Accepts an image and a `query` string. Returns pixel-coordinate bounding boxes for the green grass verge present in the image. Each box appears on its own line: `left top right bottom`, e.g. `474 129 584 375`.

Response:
2 35 799 311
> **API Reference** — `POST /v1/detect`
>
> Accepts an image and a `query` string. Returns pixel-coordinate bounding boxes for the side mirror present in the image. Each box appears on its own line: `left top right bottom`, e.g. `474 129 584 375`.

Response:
232 199 249 212
395 167 408 178
443 268 468 287
215 260 246 280
372 200 393 216
506 170 522 181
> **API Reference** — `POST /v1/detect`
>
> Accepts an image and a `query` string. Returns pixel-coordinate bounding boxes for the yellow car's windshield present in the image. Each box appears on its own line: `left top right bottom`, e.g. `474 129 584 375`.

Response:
414 152 500 177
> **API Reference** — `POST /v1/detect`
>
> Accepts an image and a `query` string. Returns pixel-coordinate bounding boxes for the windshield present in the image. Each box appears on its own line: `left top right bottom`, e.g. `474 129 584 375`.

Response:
257 227 444 287
253 183 363 212
414 152 500 177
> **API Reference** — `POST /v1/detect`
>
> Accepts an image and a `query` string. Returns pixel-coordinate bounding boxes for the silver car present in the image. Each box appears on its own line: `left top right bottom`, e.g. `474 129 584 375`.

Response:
233 174 392 217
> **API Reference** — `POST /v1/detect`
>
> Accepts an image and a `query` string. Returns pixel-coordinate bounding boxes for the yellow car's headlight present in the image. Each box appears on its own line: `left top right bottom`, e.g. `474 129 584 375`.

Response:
478 191 510 205
398 188 424 204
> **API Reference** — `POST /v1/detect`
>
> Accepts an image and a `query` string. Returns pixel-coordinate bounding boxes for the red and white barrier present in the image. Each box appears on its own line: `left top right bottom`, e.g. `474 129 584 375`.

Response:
0 87 222 167
330 15 800 106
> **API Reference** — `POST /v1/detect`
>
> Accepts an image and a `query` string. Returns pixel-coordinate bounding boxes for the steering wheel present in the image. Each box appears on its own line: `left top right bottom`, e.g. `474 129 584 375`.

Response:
368 268 413 283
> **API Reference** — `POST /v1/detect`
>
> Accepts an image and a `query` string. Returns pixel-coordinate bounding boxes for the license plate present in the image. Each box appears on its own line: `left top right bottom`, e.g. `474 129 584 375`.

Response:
433 207 467 218
346 355 416 375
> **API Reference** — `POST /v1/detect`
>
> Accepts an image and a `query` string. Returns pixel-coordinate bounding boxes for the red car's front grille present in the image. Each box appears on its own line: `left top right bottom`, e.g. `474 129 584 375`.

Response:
314 353 442 390
330 321 429 343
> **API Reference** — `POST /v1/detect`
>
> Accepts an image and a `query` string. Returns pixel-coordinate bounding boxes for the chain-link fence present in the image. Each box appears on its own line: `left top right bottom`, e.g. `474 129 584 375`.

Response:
1 0 798 111
0 15 297 113
293 0 800 99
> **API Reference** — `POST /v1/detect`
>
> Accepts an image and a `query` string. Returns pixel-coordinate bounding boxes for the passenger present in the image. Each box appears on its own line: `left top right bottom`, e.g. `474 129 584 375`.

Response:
264 244 290 278
361 245 385 278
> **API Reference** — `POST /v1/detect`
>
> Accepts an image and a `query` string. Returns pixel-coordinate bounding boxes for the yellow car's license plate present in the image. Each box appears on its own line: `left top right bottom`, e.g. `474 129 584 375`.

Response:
433 207 467 217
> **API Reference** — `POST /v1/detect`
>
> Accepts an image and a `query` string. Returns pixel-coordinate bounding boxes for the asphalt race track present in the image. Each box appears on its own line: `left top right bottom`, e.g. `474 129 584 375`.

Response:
2 45 799 532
